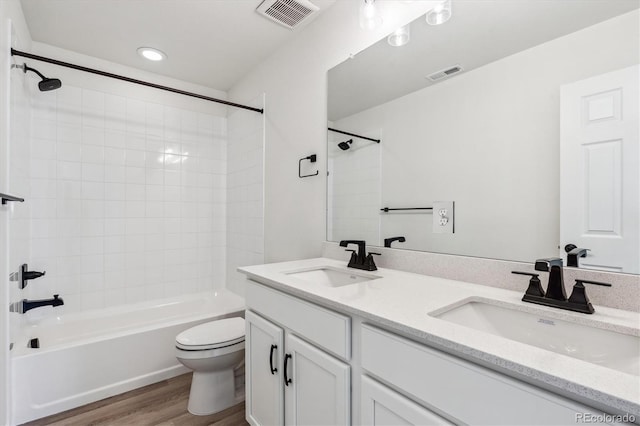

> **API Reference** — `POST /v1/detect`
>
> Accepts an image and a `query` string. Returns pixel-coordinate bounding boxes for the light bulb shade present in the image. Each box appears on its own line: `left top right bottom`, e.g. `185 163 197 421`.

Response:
387 25 411 47
359 0 382 30
426 0 452 26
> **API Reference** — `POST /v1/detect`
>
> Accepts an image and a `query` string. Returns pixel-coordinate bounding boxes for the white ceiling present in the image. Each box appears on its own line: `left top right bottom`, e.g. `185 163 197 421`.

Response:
20 0 336 90
328 0 640 121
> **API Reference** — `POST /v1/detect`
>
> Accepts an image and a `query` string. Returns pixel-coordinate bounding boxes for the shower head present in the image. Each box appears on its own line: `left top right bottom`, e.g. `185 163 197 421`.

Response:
22 64 62 92
338 139 353 150
38 78 62 92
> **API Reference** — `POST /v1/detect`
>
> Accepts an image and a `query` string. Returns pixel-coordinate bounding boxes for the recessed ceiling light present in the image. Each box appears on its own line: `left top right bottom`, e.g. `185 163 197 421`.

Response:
137 47 166 62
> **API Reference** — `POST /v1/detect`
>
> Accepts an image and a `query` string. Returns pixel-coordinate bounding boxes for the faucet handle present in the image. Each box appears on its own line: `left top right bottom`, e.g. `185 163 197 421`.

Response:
344 249 357 264
575 279 611 287
512 271 544 298
567 279 610 314
364 252 380 271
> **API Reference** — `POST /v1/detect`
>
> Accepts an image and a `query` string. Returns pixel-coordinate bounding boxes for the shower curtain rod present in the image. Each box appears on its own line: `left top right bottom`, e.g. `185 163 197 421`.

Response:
10 49 263 114
327 127 380 143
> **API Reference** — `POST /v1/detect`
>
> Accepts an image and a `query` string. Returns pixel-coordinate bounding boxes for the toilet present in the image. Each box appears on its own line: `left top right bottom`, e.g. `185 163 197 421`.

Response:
175 317 245 415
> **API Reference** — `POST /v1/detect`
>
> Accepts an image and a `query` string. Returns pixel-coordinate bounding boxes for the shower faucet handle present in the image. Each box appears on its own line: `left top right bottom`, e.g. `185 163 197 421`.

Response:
20 264 46 289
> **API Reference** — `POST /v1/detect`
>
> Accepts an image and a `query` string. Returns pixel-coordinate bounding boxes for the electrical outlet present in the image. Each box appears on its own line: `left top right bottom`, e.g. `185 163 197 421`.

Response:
433 201 454 234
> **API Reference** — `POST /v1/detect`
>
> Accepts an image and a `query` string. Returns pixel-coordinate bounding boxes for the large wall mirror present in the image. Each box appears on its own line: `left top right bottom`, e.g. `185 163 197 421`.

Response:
327 1 639 274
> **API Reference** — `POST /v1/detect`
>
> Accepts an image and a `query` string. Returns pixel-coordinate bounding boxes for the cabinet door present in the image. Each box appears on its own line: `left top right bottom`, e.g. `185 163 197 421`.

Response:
246 310 284 426
361 376 453 426
284 334 350 425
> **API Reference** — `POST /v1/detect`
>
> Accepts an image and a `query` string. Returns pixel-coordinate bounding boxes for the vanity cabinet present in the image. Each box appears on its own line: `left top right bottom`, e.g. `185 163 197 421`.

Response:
245 281 351 426
244 279 618 426
361 324 612 425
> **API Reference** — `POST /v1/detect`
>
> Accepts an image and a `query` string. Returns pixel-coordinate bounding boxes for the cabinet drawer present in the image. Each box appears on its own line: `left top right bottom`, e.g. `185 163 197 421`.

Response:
361 375 453 425
361 324 610 425
246 280 350 360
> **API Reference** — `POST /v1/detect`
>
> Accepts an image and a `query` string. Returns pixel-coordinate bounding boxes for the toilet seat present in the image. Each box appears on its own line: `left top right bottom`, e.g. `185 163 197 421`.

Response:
176 317 245 351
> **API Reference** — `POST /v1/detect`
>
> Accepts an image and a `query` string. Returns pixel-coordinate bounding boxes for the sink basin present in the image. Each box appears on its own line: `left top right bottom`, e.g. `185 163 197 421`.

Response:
285 266 379 287
431 299 640 376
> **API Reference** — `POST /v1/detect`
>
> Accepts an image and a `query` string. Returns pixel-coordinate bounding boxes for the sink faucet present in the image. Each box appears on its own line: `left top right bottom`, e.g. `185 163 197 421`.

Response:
513 258 612 314
339 240 380 271
10 294 64 314
534 258 566 301
564 245 589 268
384 236 406 248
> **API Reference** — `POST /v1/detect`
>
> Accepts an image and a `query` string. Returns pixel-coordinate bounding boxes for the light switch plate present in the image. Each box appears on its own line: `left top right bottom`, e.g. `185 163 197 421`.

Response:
433 201 454 234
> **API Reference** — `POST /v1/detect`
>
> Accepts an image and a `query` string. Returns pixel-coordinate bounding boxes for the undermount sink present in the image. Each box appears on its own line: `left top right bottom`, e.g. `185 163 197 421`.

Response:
285 266 380 287
431 299 640 376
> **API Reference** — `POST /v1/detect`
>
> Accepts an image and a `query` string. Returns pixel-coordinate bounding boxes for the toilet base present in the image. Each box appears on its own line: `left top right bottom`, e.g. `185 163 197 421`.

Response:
187 369 236 416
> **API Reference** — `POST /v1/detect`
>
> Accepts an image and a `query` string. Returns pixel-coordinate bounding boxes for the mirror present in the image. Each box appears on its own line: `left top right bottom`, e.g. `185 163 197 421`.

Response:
327 1 640 274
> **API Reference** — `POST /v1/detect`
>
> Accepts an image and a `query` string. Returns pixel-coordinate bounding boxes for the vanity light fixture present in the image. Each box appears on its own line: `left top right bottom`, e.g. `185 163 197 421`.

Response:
137 47 167 62
388 25 411 47
426 0 452 26
359 0 382 30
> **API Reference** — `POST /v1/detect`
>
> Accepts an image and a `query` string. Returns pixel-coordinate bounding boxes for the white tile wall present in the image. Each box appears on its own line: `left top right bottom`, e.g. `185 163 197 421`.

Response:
22 84 227 313
8 60 33 341
226 96 264 296
327 129 381 245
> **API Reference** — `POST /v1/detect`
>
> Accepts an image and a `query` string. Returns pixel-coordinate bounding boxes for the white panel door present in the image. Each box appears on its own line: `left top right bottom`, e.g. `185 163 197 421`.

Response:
246 310 284 426
284 334 350 425
361 376 453 426
560 65 639 273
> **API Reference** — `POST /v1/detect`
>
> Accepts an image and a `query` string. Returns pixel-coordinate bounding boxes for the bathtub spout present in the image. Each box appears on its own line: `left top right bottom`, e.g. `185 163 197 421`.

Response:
10 294 64 313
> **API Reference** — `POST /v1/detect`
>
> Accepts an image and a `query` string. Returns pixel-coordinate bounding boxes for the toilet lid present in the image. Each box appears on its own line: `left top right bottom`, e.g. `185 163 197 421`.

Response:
176 317 245 350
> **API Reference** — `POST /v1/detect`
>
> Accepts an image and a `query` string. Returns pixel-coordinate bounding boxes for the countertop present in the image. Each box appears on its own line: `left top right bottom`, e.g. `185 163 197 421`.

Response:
239 257 640 417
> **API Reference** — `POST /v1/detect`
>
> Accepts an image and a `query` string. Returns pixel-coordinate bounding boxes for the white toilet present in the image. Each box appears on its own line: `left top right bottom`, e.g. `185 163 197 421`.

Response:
175 317 245 415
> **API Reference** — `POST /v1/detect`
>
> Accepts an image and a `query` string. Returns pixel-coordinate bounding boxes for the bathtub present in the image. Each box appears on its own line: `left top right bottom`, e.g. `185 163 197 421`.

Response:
11 291 245 424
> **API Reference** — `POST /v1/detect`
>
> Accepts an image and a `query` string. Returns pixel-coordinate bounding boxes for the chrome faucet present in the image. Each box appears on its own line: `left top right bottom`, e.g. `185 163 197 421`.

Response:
10 294 64 314
512 258 611 314
339 240 380 271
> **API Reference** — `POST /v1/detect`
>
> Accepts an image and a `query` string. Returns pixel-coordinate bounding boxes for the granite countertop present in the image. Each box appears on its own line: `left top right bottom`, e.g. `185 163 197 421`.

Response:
239 257 640 417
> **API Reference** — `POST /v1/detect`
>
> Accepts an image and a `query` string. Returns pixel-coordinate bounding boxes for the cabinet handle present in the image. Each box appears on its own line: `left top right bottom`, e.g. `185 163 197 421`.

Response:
284 353 292 386
269 344 278 375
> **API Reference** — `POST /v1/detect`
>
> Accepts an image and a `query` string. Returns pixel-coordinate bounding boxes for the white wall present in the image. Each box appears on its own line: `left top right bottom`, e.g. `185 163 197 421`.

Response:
229 1 437 269
330 11 639 263
0 0 33 421
13 42 229 317
226 95 265 296
327 125 381 245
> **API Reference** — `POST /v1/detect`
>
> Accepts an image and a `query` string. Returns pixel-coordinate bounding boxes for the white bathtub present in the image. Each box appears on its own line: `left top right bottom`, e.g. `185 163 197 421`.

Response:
11 291 245 424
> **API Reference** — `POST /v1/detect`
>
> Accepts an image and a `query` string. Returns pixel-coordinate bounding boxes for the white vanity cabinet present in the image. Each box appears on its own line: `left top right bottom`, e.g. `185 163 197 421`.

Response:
244 278 620 426
360 324 613 425
245 281 351 426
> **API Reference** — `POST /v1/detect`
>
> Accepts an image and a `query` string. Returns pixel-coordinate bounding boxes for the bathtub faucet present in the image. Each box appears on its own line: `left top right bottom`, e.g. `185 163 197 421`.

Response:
10 294 64 313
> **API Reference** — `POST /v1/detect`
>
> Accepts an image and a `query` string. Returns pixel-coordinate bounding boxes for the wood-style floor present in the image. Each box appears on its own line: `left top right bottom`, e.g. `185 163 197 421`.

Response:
23 374 249 426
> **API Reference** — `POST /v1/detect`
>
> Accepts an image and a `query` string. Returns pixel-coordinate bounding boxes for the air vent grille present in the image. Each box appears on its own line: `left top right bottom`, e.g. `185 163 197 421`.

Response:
427 65 463 81
256 0 320 29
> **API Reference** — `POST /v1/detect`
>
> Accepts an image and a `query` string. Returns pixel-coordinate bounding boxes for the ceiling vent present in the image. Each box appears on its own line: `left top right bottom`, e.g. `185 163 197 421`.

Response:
427 65 463 82
256 0 320 29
